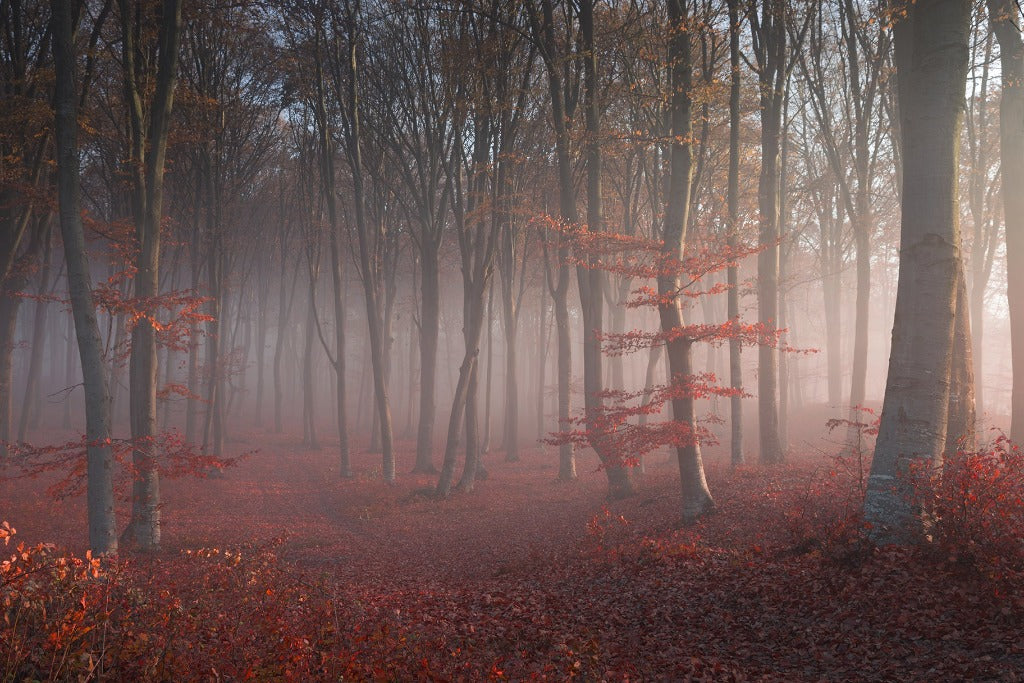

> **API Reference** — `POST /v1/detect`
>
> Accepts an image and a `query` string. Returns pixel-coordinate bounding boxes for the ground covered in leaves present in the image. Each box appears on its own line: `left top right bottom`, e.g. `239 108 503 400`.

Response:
3 427 1024 681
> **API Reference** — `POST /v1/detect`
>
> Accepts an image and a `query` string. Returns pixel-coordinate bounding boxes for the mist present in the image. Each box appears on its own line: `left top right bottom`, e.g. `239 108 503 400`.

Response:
2 0 1023 679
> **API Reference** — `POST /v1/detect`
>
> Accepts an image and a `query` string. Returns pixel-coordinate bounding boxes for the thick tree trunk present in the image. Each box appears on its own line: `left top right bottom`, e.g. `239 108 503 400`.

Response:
863 0 971 542
435 349 477 497
340 28 394 482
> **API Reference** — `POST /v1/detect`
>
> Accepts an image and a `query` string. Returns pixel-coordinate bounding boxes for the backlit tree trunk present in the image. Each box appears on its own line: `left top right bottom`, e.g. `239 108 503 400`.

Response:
863 0 972 542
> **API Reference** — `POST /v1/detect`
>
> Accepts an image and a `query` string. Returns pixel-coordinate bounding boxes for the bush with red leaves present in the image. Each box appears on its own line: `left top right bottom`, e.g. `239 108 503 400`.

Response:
911 434 1024 580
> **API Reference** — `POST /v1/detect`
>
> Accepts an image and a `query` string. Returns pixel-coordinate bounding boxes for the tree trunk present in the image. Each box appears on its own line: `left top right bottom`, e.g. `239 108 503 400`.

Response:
863 0 972 542
18 226 51 442
413 242 439 473
254 275 268 427
52 0 117 553
63 308 75 430
578 0 631 499
822 201 843 407
751 1 787 465
989 0 1024 441
658 0 714 523
727 0 744 466
0 292 21 459
302 279 319 449
483 281 495 453
536 297 548 442
121 0 183 552
328 232 352 475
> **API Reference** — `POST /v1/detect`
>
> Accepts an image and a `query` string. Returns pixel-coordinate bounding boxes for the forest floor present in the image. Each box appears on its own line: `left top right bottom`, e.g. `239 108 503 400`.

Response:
3 423 1024 681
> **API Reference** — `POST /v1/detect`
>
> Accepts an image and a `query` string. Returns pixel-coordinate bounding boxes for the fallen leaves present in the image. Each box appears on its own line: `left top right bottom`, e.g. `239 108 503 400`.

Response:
2 435 1024 680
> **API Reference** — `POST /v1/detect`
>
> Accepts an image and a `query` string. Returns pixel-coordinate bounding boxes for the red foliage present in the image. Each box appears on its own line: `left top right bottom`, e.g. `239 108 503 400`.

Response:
3 431 244 501
536 212 814 470
3 439 1024 680
910 433 1024 580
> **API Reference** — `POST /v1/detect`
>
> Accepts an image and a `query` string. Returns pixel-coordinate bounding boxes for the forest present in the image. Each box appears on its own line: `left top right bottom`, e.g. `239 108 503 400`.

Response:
3 0 1024 679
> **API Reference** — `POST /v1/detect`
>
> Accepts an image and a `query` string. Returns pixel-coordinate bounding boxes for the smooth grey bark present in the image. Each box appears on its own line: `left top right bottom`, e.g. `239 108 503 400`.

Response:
536 296 549 442
52 0 117 553
863 0 972 543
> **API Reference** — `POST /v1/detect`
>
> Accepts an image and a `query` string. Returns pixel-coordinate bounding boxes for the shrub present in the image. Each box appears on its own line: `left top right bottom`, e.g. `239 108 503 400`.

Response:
911 434 1024 579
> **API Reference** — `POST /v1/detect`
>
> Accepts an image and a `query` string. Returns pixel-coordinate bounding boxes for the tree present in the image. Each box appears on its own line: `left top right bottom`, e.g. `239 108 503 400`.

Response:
726 0 744 466
119 0 184 551
746 0 809 465
0 0 51 460
801 0 889 452
988 0 1024 442
324 0 395 481
659 0 714 522
50 0 117 554
525 0 581 483
862 0 974 542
